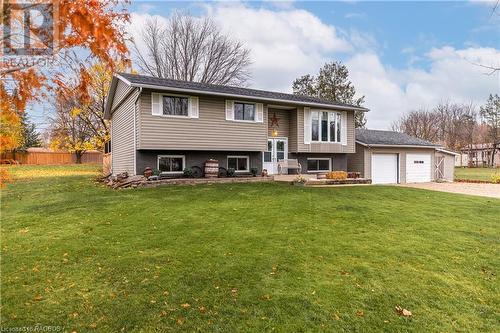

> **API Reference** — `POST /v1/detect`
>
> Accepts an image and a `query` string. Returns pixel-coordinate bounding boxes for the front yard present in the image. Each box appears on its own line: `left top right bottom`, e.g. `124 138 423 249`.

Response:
455 167 499 181
1 165 499 332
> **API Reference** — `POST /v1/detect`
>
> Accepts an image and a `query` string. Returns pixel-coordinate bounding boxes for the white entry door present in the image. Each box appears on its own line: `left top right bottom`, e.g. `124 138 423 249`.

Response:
406 153 432 183
372 153 399 184
263 138 288 175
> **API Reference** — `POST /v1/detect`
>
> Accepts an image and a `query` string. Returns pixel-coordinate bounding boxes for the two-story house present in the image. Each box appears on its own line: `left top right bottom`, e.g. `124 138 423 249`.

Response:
104 73 368 177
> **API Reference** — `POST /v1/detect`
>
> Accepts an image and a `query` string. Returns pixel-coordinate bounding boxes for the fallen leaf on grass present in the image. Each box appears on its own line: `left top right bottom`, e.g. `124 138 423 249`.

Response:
395 306 412 317
19 228 29 234
181 303 190 309
356 310 364 317
33 294 43 301
199 306 206 313
176 317 185 325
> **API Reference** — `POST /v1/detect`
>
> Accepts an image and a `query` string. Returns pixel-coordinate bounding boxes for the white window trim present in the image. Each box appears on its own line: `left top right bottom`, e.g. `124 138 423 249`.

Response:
310 110 342 144
153 93 198 118
157 155 185 174
233 100 257 122
226 100 263 123
306 157 331 173
227 155 250 173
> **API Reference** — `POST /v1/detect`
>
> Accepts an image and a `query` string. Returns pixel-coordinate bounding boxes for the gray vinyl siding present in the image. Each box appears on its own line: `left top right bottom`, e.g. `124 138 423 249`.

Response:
111 89 138 175
267 109 290 138
138 90 268 151
296 108 356 153
347 143 365 175
362 147 436 183
112 80 134 110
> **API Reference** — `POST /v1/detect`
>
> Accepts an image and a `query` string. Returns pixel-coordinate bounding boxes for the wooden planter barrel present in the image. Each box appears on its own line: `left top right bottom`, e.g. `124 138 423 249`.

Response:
204 159 219 178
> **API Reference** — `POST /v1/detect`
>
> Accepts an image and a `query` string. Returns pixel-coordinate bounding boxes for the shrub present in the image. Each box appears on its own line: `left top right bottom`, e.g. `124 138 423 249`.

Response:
227 168 236 177
491 173 500 184
183 168 193 178
326 171 347 180
250 167 258 177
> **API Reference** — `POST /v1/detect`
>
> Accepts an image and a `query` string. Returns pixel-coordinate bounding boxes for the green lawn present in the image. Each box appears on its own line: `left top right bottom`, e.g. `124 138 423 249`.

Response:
455 167 499 181
1 165 499 332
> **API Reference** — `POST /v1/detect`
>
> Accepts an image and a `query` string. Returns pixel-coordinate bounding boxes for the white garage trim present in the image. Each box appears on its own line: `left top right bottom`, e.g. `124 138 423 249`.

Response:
371 153 399 184
406 153 432 183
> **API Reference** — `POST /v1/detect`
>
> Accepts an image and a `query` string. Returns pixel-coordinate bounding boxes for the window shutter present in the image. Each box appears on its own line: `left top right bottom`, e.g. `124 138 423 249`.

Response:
225 100 234 120
255 103 264 123
151 93 161 115
341 111 347 145
188 96 199 118
303 107 311 144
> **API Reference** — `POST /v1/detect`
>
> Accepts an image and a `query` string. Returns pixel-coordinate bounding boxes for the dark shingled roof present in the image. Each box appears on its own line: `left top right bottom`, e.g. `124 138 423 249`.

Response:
117 73 368 111
355 129 439 147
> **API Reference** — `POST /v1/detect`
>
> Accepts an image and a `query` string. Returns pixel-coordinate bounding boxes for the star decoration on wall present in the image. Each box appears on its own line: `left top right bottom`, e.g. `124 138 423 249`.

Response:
270 112 280 128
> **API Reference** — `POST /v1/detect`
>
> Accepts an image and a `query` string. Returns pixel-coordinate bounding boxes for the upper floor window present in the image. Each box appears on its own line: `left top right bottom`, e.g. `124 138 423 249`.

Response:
163 96 188 116
311 110 341 143
151 92 198 118
234 102 255 121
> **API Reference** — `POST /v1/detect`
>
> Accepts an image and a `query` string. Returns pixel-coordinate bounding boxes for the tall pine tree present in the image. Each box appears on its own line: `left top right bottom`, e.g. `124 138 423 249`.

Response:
293 61 367 128
18 112 42 150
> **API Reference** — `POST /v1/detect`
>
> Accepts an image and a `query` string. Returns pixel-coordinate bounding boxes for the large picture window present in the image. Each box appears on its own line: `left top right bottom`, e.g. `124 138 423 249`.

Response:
163 96 188 116
234 102 255 121
307 158 331 172
227 156 249 172
158 155 185 173
311 111 341 143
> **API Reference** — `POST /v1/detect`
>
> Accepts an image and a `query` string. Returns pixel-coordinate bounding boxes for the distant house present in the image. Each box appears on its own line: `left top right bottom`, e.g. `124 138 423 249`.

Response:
456 143 500 167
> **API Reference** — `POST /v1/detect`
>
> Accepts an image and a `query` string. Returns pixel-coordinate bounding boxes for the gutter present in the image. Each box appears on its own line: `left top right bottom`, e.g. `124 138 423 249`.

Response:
357 141 439 149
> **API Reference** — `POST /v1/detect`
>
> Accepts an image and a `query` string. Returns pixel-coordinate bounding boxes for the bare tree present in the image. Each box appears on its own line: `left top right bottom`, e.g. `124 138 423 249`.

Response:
390 109 440 142
391 102 478 151
133 13 251 86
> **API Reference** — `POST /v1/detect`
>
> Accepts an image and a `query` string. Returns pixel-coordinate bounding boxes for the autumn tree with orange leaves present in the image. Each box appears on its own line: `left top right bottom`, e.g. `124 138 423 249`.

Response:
0 0 130 184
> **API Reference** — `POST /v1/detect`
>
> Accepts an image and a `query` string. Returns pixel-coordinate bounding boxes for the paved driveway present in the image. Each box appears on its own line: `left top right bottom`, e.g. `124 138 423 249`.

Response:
400 182 500 199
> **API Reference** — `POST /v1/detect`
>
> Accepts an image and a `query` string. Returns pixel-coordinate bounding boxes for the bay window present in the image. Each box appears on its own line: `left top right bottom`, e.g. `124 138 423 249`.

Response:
311 110 342 143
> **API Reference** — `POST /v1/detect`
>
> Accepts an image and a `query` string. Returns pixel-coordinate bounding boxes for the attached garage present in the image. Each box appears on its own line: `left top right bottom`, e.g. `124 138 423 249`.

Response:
347 129 456 184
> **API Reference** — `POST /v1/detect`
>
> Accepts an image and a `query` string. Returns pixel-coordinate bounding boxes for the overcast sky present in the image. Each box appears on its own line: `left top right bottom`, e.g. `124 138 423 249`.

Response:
30 0 500 131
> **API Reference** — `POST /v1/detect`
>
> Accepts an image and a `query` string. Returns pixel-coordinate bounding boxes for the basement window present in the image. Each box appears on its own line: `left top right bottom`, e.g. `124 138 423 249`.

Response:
158 155 185 173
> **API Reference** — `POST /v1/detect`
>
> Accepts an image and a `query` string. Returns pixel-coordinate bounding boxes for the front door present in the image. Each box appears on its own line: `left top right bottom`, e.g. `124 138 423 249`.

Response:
263 138 288 175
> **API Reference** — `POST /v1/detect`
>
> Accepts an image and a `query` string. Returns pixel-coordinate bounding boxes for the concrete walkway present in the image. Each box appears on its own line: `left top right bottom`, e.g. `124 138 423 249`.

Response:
400 182 500 199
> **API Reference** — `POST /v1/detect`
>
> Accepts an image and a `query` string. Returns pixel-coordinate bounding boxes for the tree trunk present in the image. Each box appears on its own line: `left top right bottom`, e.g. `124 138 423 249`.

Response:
75 151 83 164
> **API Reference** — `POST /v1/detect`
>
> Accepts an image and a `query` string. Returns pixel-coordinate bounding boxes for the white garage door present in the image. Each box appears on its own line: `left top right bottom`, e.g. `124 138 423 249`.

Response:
406 153 432 183
372 154 398 184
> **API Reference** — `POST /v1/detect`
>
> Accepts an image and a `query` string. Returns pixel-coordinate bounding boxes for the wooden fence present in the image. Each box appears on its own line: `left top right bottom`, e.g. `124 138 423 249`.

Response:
1 150 103 165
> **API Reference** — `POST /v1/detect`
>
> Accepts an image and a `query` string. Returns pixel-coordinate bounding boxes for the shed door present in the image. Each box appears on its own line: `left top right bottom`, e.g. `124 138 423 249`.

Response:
406 153 432 183
372 154 398 184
